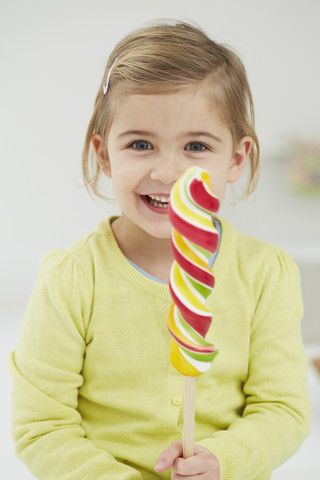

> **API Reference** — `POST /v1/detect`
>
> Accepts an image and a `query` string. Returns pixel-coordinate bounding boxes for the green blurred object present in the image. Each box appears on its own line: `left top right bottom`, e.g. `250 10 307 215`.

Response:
286 141 320 197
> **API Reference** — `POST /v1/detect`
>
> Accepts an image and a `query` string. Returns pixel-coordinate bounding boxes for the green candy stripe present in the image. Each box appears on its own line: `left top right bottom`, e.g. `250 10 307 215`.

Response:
186 273 211 299
188 240 212 260
179 343 219 362
176 309 213 347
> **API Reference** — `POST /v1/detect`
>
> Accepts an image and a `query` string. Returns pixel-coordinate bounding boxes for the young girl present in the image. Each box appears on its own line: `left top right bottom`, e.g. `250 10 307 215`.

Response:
10 21 309 480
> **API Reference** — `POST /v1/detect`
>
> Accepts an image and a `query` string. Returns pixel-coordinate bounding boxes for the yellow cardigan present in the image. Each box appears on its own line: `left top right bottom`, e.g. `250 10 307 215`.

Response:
10 217 310 479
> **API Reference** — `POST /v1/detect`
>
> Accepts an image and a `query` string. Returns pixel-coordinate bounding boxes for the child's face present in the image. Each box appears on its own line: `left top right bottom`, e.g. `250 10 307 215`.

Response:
93 87 251 240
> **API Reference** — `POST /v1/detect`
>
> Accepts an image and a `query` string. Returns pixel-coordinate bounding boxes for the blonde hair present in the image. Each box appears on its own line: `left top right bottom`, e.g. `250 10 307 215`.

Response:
82 20 260 200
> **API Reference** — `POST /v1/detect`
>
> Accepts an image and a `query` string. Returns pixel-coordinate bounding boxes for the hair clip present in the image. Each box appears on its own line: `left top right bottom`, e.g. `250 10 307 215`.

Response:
103 57 118 95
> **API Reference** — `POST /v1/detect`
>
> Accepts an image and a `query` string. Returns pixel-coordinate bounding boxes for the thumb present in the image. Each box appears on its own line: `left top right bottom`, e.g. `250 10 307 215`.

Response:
154 440 183 472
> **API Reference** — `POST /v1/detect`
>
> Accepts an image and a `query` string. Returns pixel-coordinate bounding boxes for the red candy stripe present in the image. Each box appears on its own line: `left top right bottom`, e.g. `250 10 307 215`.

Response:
169 283 212 337
168 204 219 251
189 179 220 213
171 238 215 289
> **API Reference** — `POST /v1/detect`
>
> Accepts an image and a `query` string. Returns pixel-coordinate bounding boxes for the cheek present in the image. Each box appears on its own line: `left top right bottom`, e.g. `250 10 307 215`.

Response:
212 185 225 202
109 165 137 197
210 171 230 200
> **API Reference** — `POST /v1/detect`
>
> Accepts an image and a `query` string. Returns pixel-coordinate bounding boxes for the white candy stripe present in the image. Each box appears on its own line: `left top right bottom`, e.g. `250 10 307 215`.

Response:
170 180 215 233
191 178 219 207
180 180 209 220
172 232 211 266
170 267 210 316
168 166 219 376
185 169 218 213
171 286 210 318
180 268 205 304
173 306 208 345
184 236 212 262
178 346 212 373
172 194 214 232
170 200 215 234
172 239 213 288
174 250 212 290
173 306 196 343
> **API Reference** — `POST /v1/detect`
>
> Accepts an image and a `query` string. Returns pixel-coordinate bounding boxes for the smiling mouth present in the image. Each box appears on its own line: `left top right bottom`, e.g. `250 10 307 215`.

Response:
143 194 169 209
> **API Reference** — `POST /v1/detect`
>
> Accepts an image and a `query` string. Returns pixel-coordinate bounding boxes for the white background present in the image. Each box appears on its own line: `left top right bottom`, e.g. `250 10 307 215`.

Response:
1 0 320 478
1 0 320 308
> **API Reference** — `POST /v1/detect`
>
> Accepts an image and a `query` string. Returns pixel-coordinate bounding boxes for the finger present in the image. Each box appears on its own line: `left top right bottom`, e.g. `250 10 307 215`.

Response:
154 440 184 472
172 456 202 476
172 446 219 477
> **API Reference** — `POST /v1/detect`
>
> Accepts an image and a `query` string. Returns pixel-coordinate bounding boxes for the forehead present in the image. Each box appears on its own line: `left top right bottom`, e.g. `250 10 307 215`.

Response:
108 87 229 139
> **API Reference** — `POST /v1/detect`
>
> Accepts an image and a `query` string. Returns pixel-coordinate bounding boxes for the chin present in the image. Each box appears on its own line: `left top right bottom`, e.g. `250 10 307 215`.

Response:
145 226 171 240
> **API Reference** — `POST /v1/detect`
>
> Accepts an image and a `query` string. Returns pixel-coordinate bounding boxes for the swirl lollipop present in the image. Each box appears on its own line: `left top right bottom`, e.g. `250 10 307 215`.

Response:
167 166 220 457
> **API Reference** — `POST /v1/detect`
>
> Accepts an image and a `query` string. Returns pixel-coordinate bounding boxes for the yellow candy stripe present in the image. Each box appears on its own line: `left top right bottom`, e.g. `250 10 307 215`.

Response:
172 176 215 233
167 166 220 376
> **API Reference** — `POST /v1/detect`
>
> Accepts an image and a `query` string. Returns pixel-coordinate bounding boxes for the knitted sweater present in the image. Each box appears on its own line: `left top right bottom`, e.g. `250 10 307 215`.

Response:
9 217 310 480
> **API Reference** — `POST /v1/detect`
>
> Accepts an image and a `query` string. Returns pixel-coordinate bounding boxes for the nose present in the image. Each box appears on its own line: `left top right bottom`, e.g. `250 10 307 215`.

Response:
150 154 185 185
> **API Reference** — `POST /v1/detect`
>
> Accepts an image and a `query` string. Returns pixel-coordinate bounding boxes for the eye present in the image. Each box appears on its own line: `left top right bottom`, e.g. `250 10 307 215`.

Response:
186 142 207 152
130 140 153 151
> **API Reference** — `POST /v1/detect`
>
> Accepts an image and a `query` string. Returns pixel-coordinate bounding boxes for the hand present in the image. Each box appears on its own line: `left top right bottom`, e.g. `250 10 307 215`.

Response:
154 440 220 479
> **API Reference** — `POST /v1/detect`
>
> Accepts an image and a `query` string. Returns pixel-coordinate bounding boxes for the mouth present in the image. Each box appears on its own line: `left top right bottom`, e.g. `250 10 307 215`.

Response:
141 194 170 212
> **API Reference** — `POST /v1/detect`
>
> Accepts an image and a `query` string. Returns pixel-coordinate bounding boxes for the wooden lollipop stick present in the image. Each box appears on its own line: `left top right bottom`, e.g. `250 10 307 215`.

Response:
183 376 196 458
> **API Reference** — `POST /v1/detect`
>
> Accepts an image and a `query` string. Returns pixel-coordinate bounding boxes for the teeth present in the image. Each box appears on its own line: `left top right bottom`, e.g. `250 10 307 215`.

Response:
146 194 169 208
148 194 169 202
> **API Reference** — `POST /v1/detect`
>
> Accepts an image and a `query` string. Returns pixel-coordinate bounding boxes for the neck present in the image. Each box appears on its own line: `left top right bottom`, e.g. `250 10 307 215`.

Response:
111 217 174 283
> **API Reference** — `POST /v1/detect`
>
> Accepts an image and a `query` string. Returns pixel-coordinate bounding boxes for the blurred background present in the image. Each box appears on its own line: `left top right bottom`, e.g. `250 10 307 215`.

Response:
1 0 319 478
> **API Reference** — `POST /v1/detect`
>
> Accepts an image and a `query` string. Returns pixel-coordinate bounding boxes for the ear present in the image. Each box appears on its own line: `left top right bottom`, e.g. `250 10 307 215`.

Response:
228 136 253 183
91 134 111 178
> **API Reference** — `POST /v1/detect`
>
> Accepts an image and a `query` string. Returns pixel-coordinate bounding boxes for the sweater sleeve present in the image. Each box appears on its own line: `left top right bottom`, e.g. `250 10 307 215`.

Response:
9 249 142 480
198 248 310 479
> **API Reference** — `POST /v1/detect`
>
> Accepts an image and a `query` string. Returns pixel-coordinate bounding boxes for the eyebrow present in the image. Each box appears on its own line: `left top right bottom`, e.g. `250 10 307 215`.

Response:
118 130 223 143
118 130 153 138
185 131 223 143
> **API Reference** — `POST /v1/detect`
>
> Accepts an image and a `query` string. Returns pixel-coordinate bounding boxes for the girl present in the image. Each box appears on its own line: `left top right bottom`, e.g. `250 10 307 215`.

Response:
10 21 309 480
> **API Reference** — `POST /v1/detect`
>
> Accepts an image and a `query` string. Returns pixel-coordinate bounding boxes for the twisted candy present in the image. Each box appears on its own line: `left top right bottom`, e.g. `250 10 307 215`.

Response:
167 166 220 376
